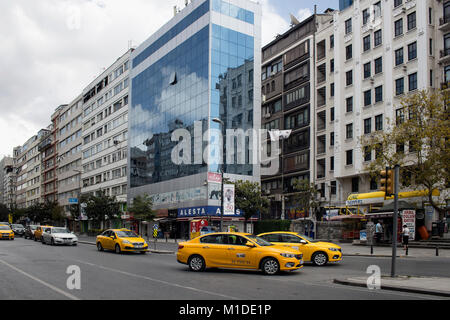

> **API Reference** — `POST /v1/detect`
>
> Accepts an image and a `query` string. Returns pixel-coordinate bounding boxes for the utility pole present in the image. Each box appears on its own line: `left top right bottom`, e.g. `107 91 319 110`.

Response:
391 165 400 278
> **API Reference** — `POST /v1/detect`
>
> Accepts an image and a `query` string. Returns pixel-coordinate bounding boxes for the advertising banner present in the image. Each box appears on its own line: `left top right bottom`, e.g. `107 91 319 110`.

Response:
402 209 416 241
223 184 235 216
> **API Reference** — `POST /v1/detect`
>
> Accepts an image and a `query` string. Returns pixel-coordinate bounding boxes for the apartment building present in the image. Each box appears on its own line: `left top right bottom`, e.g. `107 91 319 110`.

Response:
2 155 16 210
260 12 334 219
0 157 13 205
56 96 83 216
81 50 131 209
317 0 446 205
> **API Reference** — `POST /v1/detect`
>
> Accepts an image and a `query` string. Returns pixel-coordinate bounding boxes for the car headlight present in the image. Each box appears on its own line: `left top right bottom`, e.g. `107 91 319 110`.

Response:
122 240 131 244
329 248 339 252
280 253 296 258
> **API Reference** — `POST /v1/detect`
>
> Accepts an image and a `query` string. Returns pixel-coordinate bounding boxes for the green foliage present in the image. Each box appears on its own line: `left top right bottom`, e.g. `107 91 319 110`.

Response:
80 192 121 223
254 220 291 235
128 194 155 221
233 180 269 222
292 179 322 220
0 204 10 222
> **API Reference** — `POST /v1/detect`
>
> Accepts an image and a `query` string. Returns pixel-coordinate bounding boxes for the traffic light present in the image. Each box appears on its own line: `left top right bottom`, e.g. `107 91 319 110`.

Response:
380 168 394 198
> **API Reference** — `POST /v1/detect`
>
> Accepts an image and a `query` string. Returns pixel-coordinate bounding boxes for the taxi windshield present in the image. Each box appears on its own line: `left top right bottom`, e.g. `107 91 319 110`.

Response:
52 228 70 234
296 234 315 243
12 224 24 228
116 231 139 238
0 226 11 231
246 235 273 246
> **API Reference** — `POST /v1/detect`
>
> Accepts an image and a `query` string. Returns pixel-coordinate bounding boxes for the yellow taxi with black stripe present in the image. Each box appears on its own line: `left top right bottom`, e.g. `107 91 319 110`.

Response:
96 229 149 254
177 232 304 275
257 232 342 266
0 224 14 240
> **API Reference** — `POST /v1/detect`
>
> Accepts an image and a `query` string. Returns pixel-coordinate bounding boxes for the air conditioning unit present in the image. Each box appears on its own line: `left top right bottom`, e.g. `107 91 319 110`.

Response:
114 140 120 145
262 95 267 103
271 71 276 77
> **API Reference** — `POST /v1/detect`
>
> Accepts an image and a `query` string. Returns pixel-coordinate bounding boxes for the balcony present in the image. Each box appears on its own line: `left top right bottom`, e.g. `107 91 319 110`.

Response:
439 48 450 65
439 16 450 32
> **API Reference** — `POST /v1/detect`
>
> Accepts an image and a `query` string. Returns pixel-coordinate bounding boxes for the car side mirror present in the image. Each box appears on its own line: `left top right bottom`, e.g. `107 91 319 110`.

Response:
300 240 307 245
245 241 256 248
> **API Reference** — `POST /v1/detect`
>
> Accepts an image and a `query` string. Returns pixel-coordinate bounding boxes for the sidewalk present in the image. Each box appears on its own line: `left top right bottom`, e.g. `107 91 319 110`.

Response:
334 276 450 297
338 243 450 258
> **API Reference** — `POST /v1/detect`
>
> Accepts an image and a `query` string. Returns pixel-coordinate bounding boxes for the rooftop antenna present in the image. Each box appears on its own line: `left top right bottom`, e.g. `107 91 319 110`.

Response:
173 5 178 17
290 14 300 27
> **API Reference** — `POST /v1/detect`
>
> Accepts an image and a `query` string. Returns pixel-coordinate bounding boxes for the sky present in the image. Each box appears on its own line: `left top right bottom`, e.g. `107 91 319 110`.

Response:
0 0 338 159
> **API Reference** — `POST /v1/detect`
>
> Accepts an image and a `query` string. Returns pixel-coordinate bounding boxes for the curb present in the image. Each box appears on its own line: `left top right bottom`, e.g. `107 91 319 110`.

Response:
78 241 175 254
333 278 450 298
343 254 404 258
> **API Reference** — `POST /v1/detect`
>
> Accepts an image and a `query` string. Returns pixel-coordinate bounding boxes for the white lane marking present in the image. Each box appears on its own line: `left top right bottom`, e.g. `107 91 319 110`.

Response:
0 259 80 300
73 259 239 300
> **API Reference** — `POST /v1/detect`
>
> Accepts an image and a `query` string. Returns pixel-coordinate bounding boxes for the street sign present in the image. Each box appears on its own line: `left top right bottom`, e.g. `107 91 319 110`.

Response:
68 198 79 204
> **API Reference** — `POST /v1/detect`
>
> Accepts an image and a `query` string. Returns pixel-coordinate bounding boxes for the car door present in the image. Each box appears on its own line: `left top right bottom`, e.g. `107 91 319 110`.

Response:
103 231 115 250
198 234 229 267
224 235 257 269
36 227 42 240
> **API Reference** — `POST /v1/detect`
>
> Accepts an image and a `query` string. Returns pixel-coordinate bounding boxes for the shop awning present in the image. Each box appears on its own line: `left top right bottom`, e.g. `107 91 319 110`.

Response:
329 215 366 221
346 190 440 206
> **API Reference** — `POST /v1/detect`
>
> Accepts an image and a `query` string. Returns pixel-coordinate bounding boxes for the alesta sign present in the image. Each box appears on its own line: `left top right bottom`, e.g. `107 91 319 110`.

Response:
177 206 243 218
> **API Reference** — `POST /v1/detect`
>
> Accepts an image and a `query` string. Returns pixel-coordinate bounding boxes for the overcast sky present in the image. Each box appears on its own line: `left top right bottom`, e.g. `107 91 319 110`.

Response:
0 0 338 159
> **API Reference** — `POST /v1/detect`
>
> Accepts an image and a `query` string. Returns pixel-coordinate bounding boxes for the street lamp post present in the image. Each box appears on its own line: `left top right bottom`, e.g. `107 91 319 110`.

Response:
212 118 225 232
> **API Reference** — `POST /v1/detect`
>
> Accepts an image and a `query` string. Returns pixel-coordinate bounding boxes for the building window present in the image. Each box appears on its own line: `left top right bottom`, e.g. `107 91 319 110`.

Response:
374 29 382 47
375 114 383 131
370 178 378 190
330 157 335 171
396 78 405 96
362 8 370 25
394 0 402 8
346 70 353 86
346 44 353 60
364 90 371 106
395 19 403 37
346 150 353 166
330 83 335 97
345 18 352 34
346 96 353 113
363 62 371 79
409 72 418 91
346 123 353 139
330 59 335 73
374 1 381 18
374 57 383 74
375 85 383 103
407 12 416 30
395 48 404 66
408 42 417 60
330 35 334 49
352 177 359 193
396 108 405 125
330 107 335 121
330 132 335 146
364 118 372 135
363 35 371 52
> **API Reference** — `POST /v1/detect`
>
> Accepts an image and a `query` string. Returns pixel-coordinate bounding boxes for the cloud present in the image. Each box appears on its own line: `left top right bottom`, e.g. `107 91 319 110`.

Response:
297 8 312 22
0 0 290 158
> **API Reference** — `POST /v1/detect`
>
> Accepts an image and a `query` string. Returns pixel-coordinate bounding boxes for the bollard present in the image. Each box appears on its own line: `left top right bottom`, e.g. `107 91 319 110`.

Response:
371 245 374 255
406 247 408 256
436 246 439 257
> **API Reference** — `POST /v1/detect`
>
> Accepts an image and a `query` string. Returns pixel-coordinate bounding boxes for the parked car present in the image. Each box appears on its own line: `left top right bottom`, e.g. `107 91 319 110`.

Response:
11 224 25 237
24 225 38 240
177 232 304 275
0 222 10 227
96 229 149 254
41 227 78 246
0 224 14 240
34 225 53 242
257 232 342 266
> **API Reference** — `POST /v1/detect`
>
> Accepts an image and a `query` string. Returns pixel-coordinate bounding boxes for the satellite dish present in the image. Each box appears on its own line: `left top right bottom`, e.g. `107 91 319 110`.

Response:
290 14 300 26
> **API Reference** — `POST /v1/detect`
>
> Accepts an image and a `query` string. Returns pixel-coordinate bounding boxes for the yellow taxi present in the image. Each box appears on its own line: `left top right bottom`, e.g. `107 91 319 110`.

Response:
0 224 14 240
257 232 342 266
34 225 53 242
96 229 149 254
177 232 304 275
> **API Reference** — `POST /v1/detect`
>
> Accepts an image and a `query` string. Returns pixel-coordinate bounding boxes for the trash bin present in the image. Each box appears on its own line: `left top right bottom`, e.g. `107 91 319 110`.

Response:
437 222 445 237
432 222 439 237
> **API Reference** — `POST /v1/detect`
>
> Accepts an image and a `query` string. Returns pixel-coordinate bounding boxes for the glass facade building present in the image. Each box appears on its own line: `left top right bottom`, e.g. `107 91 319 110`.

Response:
128 0 261 223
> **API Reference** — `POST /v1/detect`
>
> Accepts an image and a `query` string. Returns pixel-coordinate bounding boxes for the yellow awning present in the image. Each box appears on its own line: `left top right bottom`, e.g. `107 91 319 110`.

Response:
347 190 440 202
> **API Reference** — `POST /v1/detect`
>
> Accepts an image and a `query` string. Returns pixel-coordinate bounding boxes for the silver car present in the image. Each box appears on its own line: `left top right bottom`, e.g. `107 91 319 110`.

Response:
41 227 78 246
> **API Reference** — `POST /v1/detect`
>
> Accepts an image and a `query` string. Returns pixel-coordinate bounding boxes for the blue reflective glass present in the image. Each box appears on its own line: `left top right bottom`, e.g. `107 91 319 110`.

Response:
212 0 254 25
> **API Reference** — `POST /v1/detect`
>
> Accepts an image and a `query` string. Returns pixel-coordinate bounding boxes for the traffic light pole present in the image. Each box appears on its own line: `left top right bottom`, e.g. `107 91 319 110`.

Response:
391 165 400 278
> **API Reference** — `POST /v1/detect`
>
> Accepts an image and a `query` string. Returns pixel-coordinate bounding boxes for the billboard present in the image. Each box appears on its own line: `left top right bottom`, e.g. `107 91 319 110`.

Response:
223 184 235 216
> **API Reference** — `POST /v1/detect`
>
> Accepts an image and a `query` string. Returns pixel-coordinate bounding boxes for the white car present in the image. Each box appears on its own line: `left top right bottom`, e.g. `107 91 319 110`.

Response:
41 227 78 246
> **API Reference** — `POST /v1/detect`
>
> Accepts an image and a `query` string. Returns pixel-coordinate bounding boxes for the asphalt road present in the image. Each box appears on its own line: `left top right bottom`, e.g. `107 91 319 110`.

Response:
1 237 449 301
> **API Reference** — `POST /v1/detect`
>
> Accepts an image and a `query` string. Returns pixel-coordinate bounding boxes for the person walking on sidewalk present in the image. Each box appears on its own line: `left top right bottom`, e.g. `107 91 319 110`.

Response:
402 225 410 250
375 221 383 244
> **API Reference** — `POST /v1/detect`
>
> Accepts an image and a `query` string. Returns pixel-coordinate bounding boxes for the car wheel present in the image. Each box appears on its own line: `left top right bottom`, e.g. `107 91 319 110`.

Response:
51 238 55 246
312 252 328 266
261 258 280 276
188 255 206 272
34 236 37 242
115 244 121 254
97 242 104 252
140 251 147 254
41 238 45 244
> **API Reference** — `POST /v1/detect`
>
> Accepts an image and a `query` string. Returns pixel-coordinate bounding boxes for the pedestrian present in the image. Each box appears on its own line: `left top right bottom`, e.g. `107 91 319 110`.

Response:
375 221 383 244
402 224 410 250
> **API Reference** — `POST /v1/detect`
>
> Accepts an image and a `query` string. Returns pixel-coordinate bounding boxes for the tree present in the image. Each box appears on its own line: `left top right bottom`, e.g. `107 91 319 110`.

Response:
0 204 10 222
233 180 269 232
128 194 155 222
292 179 322 220
50 203 66 226
81 192 121 228
361 89 450 220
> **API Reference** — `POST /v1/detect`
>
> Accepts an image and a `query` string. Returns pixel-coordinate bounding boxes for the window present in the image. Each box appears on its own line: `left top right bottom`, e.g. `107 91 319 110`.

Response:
363 35 371 52
395 19 403 37
408 42 417 60
346 97 353 113
396 108 405 125
394 0 402 8
362 9 370 25
330 35 334 49
375 86 383 103
330 83 335 97
409 72 418 91
375 114 383 131
330 59 335 73
346 70 353 86
407 12 416 30
345 18 352 34
374 57 383 74
363 62 371 79
364 90 372 106
396 78 404 96
374 30 382 47
364 118 372 135
346 123 353 139
346 44 353 60
373 1 381 18
346 150 353 166
330 157 335 171
329 132 335 146
364 146 372 162
330 107 335 121
395 48 404 66
352 177 359 193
